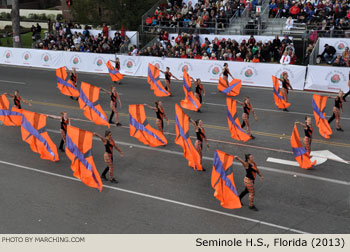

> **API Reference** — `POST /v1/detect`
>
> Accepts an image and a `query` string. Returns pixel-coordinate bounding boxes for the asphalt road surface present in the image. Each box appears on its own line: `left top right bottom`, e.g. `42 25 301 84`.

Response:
0 64 349 234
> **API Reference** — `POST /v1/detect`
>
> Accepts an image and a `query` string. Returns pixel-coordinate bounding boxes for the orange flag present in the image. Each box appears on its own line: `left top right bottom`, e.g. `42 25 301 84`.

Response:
129 104 167 147
78 82 110 127
180 70 201 111
65 125 103 191
291 125 316 169
312 94 332 139
0 94 23 126
56 67 80 97
21 110 59 162
211 150 241 209
147 63 170 97
226 98 251 142
217 77 242 96
272 76 290 109
106 60 123 82
174 104 202 171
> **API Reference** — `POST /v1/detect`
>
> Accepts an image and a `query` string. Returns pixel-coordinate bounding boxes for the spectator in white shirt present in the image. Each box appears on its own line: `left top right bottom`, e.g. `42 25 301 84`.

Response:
280 50 291 64
285 16 294 30
130 45 138 56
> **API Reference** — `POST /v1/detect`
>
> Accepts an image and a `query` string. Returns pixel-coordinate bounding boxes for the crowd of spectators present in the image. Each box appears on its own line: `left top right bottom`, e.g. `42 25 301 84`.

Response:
139 31 298 64
269 0 350 37
33 21 131 54
144 0 262 33
317 43 350 66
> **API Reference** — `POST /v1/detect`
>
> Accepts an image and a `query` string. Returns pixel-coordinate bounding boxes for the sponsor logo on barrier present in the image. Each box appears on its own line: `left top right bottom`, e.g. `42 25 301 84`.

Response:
3 50 12 62
71 55 82 65
41 53 52 66
93 56 105 71
240 66 258 84
335 40 348 51
275 67 295 81
325 70 346 90
207 63 222 80
151 60 165 70
122 58 137 74
178 62 193 73
22 51 32 64
331 74 340 83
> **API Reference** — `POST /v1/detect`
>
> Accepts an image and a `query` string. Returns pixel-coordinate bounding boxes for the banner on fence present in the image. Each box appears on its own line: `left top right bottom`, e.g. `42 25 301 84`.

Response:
305 65 350 93
71 29 138 46
0 47 307 90
319 38 350 55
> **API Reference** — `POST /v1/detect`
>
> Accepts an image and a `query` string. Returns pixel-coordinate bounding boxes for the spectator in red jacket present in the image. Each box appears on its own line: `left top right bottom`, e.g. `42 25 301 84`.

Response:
289 3 300 18
102 24 109 38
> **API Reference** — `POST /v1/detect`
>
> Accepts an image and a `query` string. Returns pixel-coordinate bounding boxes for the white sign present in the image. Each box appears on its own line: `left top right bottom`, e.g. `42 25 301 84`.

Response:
256 6 261 13
319 38 350 55
70 29 138 46
0 47 307 90
305 65 350 93
182 0 199 6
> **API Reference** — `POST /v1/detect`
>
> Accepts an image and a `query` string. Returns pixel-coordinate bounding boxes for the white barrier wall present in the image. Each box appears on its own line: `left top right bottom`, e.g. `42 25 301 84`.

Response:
319 38 350 55
305 65 349 93
71 29 138 46
0 47 307 90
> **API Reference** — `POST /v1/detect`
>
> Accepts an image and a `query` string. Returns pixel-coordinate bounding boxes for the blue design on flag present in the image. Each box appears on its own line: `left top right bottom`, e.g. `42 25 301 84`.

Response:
129 115 165 144
79 89 108 122
66 134 101 191
213 151 239 197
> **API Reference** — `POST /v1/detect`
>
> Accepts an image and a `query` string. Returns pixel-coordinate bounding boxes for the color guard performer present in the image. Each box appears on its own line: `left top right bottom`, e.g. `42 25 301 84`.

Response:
220 63 234 82
328 90 344 131
94 130 124 183
159 67 179 96
48 112 70 152
101 86 122 126
279 72 293 111
190 118 209 171
236 154 264 211
295 116 313 155
110 57 121 85
237 96 258 139
144 101 169 133
5 90 31 109
66 67 78 100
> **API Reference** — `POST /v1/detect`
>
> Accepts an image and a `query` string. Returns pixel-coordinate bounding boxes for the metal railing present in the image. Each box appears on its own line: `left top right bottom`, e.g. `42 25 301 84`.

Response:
141 0 167 33
308 38 320 65
142 20 222 35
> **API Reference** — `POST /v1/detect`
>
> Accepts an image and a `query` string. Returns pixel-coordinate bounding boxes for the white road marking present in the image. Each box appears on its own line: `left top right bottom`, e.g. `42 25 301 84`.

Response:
203 102 350 120
311 150 350 165
266 157 300 167
0 79 26 85
0 159 307 234
43 129 350 186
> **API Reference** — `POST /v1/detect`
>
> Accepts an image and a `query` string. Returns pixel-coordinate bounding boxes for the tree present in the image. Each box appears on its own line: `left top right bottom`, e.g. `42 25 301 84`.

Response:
11 0 22 48
70 0 157 30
